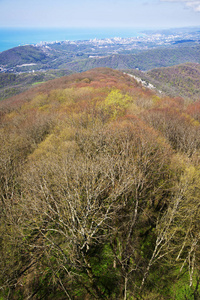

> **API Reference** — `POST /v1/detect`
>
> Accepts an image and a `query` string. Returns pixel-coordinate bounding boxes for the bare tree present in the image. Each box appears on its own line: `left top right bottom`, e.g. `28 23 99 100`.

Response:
19 118 174 298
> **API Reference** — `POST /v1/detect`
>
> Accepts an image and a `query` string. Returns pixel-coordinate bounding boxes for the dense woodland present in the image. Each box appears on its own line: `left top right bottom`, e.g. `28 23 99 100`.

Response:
63 46 200 73
0 68 200 299
125 63 200 101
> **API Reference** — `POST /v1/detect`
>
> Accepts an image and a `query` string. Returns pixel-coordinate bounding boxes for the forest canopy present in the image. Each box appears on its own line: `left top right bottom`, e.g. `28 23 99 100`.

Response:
0 68 200 299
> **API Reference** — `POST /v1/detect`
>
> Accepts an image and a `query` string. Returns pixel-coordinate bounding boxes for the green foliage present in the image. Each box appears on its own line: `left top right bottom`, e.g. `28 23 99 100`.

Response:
102 89 132 119
0 69 73 101
64 45 200 72
0 45 50 67
147 63 200 100
173 285 197 300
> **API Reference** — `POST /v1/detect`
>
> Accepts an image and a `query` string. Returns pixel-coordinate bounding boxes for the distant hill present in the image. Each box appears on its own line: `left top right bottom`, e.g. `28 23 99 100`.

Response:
1 42 200 73
125 63 200 100
147 63 200 100
0 69 73 100
0 45 51 67
64 46 200 72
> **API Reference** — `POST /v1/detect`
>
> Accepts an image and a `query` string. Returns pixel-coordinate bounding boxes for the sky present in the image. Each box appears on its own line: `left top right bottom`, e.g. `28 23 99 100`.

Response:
0 0 200 29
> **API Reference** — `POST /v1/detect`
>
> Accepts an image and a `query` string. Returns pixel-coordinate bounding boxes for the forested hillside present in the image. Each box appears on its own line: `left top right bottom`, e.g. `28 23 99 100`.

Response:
1 43 200 73
146 63 200 99
64 45 200 72
125 63 200 100
0 69 73 100
0 68 200 299
1 62 200 102
0 45 51 67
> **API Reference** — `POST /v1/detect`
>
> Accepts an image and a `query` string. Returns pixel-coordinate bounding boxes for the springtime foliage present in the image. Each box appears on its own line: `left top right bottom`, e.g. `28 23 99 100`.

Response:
0 68 199 299
0 69 73 101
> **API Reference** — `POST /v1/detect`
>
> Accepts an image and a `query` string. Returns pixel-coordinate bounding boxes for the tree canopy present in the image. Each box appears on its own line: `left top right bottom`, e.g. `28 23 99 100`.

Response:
0 68 199 299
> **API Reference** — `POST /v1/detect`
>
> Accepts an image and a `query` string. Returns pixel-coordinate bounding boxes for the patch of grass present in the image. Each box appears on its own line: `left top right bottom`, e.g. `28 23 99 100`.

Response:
32 81 44 86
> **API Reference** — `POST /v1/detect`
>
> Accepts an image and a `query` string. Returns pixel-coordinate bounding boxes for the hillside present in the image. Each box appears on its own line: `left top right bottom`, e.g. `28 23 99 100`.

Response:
0 69 73 100
0 45 51 67
1 61 200 102
63 45 200 72
124 63 200 100
0 68 200 299
147 62 200 99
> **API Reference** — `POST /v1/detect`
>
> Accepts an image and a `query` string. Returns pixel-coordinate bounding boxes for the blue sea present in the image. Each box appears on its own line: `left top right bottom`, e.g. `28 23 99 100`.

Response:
0 27 144 52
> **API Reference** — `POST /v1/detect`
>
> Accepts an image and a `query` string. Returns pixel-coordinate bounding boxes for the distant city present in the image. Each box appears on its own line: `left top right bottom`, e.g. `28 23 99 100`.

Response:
0 27 200 74
35 28 200 51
